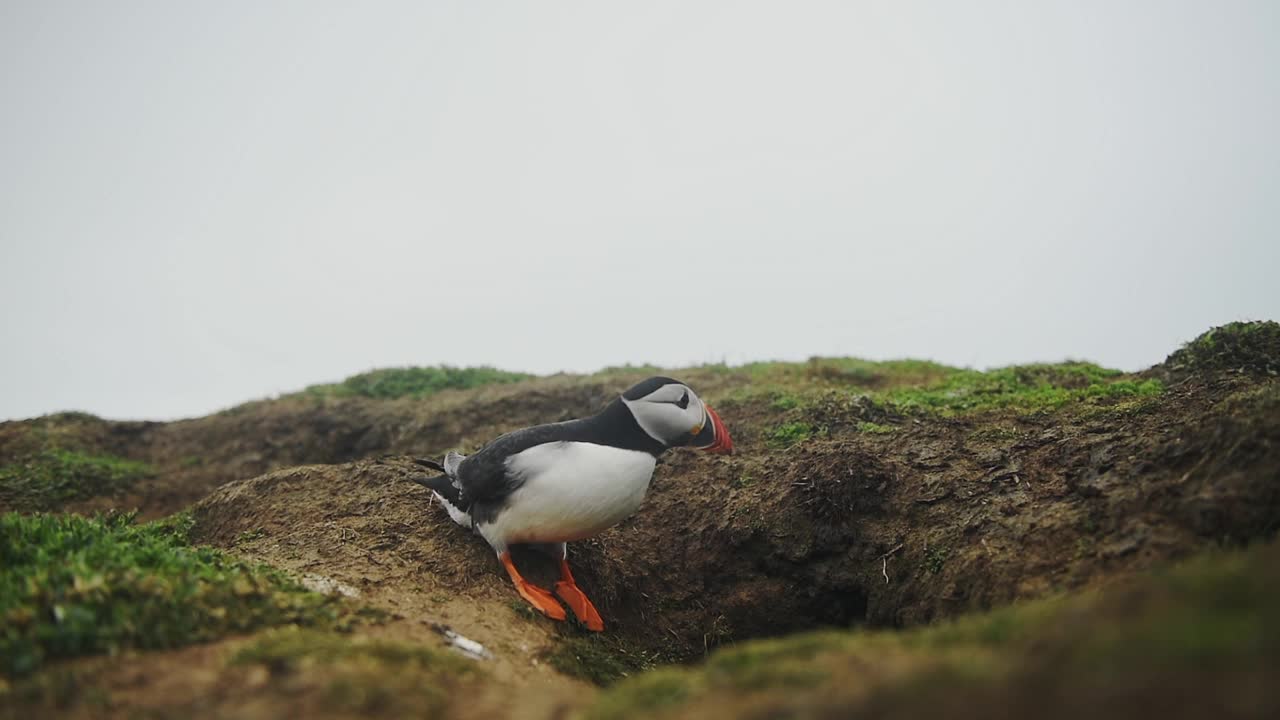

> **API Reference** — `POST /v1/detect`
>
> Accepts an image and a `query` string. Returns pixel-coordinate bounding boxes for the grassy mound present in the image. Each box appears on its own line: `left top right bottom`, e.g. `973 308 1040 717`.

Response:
735 358 1163 427
0 512 353 676
0 448 152 513
587 539 1280 719
229 627 480 716
880 362 1163 415
1163 321 1280 378
0 413 154 512
300 365 533 400
751 360 1165 448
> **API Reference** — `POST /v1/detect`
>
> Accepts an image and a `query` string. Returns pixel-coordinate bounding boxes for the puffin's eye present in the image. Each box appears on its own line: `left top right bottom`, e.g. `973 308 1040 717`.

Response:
675 391 689 410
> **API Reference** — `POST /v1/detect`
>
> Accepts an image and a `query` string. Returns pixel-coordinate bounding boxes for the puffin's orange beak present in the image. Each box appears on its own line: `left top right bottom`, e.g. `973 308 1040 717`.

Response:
701 405 734 455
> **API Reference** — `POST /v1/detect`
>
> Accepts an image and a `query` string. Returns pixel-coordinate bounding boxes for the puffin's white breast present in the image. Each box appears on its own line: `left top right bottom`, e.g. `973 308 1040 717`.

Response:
482 441 657 544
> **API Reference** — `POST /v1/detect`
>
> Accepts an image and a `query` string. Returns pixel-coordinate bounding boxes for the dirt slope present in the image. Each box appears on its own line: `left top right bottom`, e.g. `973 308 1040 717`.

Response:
190 459 592 695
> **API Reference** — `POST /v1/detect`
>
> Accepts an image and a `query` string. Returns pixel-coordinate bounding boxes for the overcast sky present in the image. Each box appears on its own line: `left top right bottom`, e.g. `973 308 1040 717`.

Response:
2 1 1277 421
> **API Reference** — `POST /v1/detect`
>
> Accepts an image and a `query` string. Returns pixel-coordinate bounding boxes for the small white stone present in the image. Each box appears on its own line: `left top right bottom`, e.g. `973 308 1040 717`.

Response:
300 573 361 598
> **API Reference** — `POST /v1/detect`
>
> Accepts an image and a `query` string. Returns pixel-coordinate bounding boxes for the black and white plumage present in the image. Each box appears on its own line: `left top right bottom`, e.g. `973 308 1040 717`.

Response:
409 376 732 630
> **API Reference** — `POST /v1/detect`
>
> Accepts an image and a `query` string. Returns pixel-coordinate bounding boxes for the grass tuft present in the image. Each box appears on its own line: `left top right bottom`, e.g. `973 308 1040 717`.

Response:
923 545 950 574
768 422 816 448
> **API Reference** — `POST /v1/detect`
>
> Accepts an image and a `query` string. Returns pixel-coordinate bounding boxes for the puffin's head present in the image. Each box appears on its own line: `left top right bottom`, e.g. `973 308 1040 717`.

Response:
620 376 733 454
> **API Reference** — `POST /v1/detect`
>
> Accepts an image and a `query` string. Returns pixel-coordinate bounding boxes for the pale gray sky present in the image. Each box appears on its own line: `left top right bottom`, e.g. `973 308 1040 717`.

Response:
2 1 1277 421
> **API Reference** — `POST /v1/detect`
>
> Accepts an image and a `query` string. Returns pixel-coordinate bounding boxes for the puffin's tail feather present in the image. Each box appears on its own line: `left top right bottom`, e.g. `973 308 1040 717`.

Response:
411 457 447 473
409 473 472 529
409 473 460 503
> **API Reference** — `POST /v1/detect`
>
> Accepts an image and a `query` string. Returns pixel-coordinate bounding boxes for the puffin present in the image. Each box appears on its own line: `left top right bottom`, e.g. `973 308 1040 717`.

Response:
410 376 733 631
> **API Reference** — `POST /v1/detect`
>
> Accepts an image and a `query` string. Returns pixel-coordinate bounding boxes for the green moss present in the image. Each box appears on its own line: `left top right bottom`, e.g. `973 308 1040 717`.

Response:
704 632 845 689
1079 395 1164 420
584 633 850 719
506 598 541 621
547 635 657 686
233 528 266 545
769 394 801 410
594 363 665 376
804 358 960 388
923 545 950 574
1215 382 1280 412
0 511 351 677
584 668 697 720
1081 514 1101 534
301 365 532 400
747 361 1164 434
968 425 1022 442
38 411 102 423
1071 548 1279 670
804 359 884 386
0 448 153 512
882 363 1163 416
231 626 472 673
725 357 959 394
1074 537 1097 559
768 422 816 448
0 664 102 710
908 596 1068 650
232 627 478 716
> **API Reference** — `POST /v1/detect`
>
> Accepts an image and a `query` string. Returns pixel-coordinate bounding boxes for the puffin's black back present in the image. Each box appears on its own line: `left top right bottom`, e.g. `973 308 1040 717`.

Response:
425 399 666 515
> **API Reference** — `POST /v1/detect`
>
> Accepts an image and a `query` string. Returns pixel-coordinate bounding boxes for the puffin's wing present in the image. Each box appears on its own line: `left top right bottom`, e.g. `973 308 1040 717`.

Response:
455 423 573 506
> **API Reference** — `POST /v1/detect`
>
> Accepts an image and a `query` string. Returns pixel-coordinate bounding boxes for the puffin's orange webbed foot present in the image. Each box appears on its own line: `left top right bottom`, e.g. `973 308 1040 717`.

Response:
516 581 567 621
555 559 605 631
501 552 566 621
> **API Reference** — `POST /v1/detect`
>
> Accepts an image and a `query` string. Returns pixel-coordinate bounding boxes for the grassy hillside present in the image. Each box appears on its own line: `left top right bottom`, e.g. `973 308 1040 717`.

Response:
0 321 1277 719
